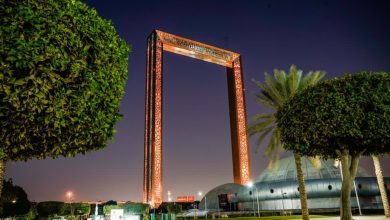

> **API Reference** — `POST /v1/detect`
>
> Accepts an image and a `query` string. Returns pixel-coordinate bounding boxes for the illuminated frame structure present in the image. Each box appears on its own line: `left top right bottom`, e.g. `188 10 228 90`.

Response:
144 30 252 207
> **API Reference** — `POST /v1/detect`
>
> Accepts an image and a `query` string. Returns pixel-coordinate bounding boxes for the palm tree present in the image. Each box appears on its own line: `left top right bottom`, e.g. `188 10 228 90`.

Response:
372 155 390 218
249 65 325 220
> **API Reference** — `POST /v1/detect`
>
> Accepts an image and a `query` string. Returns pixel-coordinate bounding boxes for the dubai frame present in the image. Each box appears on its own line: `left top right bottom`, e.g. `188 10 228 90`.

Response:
143 30 252 207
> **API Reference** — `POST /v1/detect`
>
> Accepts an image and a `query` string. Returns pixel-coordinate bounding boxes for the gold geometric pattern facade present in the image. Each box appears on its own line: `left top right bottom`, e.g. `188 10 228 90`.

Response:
143 30 252 208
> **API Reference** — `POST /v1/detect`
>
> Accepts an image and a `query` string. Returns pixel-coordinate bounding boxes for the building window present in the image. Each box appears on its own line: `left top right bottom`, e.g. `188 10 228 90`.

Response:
358 184 362 189
249 191 252 195
328 185 332 190
270 189 274 194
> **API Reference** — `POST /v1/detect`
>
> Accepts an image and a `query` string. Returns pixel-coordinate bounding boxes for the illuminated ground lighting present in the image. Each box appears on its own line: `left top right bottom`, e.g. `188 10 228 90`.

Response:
143 30 252 208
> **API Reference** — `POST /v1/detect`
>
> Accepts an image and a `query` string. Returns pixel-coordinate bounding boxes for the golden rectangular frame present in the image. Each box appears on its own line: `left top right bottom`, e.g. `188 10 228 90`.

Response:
143 30 252 207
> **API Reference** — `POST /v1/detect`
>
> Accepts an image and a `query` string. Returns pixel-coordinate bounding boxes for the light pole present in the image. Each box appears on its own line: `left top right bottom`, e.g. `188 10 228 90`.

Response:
353 180 362 216
246 182 260 217
249 190 255 216
281 191 287 215
168 191 173 220
198 191 207 220
67 191 73 216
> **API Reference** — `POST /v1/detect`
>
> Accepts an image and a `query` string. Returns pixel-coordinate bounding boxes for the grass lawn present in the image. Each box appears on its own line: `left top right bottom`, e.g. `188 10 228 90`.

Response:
219 216 332 220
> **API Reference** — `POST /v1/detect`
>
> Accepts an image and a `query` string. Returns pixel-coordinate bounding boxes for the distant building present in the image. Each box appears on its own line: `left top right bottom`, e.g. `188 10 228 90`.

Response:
200 156 390 214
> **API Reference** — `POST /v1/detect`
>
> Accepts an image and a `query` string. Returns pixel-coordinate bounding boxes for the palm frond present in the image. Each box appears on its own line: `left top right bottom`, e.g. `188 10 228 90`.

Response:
300 70 326 90
261 74 286 108
264 130 283 169
248 118 274 136
253 92 279 109
251 113 274 121
252 79 282 108
254 126 274 152
251 65 326 170
287 65 302 97
273 69 288 98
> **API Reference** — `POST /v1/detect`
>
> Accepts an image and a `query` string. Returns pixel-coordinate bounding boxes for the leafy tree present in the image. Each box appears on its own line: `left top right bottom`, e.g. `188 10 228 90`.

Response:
0 0 131 197
62 203 91 216
0 179 31 217
24 204 37 220
277 72 390 220
37 201 65 218
103 202 150 217
249 65 325 220
103 205 118 216
166 203 182 214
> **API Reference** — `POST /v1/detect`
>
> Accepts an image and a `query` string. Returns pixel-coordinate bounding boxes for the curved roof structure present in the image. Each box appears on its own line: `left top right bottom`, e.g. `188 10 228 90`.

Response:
255 156 370 183
201 156 375 211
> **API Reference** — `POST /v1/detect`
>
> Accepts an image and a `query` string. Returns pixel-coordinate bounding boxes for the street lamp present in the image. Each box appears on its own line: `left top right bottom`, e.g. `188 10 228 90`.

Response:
249 190 255 216
334 160 362 215
66 191 74 216
197 192 202 210
246 182 260 217
198 191 207 220
168 191 172 202
67 191 73 202
281 191 287 215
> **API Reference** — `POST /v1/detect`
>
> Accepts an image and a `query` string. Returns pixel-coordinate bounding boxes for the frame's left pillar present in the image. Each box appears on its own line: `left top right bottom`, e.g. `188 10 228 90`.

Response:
143 31 163 208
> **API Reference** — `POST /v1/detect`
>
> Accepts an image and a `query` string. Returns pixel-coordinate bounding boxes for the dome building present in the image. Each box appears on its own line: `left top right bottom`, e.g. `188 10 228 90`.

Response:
200 156 390 214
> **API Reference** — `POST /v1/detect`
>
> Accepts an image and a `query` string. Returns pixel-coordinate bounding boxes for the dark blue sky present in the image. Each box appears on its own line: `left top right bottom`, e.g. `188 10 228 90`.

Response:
6 0 390 202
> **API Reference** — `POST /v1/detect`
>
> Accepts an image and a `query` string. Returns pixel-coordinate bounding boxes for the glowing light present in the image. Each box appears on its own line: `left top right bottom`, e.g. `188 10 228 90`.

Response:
198 191 203 197
246 181 254 188
66 191 73 202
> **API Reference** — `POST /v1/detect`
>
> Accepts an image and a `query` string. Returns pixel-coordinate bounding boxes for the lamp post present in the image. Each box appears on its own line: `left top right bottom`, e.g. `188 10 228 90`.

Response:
246 182 260 217
198 191 207 220
67 191 73 216
249 190 255 216
335 160 362 215
281 191 287 215
353 180 362 216
168 190 173 203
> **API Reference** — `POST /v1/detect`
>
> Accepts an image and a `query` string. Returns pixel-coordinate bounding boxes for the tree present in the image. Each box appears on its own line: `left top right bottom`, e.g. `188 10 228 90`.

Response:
37 201 65 218
63 203 91 216
372 155 390 218
276 72 390 220
167 203 182 214
103 203 150 220
249 65 325 220
0 0 131 197
0 179 31 217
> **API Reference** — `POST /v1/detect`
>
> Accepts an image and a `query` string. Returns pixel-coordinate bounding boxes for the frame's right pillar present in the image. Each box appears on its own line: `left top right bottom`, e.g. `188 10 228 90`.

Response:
227 56 252 185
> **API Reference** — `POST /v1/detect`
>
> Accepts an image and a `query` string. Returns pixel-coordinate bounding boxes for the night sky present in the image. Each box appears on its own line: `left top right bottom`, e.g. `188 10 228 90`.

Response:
6 0 390 202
